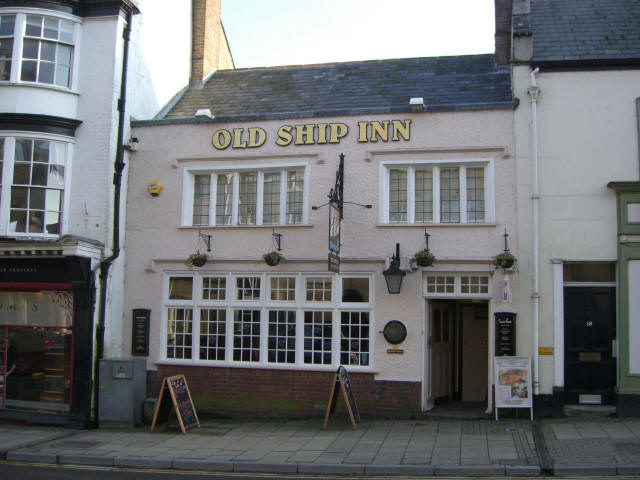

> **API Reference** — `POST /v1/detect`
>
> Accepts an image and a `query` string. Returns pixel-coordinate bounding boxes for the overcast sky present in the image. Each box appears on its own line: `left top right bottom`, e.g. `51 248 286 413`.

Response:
221 0 496 69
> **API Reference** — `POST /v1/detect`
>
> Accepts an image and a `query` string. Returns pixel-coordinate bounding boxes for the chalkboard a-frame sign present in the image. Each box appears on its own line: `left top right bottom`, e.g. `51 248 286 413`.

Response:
323 366 360 430
150 375 200 434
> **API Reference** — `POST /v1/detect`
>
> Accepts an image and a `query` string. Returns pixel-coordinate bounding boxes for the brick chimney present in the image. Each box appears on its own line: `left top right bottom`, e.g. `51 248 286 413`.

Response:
494 0 513 64
191 0 234 85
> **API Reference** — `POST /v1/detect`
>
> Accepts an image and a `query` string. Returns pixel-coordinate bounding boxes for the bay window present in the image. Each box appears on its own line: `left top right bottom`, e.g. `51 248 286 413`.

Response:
163 273 372 369
0 135 71 236
0 12 77 89
184 165 307 227
381 160 493 224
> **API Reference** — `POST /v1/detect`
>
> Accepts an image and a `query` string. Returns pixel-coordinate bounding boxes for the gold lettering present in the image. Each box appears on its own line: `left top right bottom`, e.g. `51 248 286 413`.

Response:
317 123 328 144
391 119 411 141
329 123 348 144
212 129 232 150
357 121 368 143
276 125 293 146
232 128 247 148
370 121 389 142
295 124 316 145
248 127 267 148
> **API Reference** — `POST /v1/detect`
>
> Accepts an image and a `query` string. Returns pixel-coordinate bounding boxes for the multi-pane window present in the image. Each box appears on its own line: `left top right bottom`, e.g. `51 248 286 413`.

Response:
192 175 210 225
167 308 192 359
306 278 332 302
461 275 489 294
233 309 260 361
202 276 226 300
0 136 69 236
163 274 371 368
199 309 225 360
304 311 332 365
268 310 296 363
425 274 491 296
383 162 490 224
270 277 295 301
0 13 76 88
0 15 15 81
263 172 280 224
426 275 455 294
188 167 306 226
340 311 370 366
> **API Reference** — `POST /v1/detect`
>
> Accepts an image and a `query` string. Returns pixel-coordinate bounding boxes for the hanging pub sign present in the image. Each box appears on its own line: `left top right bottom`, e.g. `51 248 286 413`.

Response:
328 154 344 273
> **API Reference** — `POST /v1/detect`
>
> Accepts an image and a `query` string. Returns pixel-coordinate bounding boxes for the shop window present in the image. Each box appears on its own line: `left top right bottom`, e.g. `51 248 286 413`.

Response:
267 310 296 363
0 13 76 88
199 309 225 360
340 311 370 366
185 166 306 227
166 308 192 359
168 277 193 300
303 311 332 365
382 160 492 224
233 309 260 361
0 136 71 236
342 277 369 303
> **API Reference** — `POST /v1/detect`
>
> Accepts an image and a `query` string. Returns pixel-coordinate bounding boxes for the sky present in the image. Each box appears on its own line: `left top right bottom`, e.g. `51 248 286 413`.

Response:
221 0 496 69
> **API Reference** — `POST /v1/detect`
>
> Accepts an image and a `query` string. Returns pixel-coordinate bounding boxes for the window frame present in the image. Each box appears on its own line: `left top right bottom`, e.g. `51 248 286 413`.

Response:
0 133 73 237
423 272 493 298
379 158 495 225
0 9 79 90
182 162 309 227
161 271 374 371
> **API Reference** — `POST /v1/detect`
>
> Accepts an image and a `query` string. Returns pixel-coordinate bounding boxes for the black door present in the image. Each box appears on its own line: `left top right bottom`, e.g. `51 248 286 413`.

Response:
564 287 616 404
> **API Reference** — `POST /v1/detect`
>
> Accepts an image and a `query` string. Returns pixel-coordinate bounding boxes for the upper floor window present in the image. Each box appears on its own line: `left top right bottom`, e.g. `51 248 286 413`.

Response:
184 165 307 227
381 160 494 224
0 135 71 236
0 12 76 89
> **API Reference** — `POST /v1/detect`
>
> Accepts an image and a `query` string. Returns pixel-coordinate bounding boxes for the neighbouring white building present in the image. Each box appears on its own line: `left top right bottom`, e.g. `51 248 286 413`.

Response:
0 0 209 426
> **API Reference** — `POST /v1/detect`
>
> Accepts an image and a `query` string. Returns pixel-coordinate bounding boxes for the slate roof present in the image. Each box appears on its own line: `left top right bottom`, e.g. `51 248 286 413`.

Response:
530 0 640 65
150 54 514 124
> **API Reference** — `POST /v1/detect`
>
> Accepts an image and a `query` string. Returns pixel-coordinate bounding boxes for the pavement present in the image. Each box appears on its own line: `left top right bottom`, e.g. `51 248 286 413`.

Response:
0 416 639 477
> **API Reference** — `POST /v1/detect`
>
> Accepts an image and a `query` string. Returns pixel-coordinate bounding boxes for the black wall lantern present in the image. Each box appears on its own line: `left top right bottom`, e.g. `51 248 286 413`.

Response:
383 243 406 294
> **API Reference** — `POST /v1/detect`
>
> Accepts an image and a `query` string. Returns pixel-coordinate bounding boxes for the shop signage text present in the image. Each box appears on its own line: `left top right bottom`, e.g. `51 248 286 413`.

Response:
211 119 411 150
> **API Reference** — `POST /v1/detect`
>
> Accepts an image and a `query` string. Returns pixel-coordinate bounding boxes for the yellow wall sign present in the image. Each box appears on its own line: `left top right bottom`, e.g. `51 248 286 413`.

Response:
211 119 412 150
538 347 554 355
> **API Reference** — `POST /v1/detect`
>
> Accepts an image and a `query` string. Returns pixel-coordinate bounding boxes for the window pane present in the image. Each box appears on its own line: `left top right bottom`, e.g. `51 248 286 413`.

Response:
29 187 45 209
466 167 485 222
440 167 460 223
202 276 226 300
199 309 225 360
43 17 58 39
44 210 60 234
340 311 369 366
0 15 15 36
25 16 42 37
270 277 295 301
168 277 193 300
563 263 615 282
22 38 38 59
286 169 303 224
268 310 296 363
236 277 260 300
192 174 210 225
415 169 433 223
233 309 260 361
0 38 12 81
342 278 369 303
215 173 233 225
389 169 407 222
9 209 26 232
304 311 332 365
20 60 37 81
10 186 27 208
59 20 74 44
263 171 280 224
40 41 56 61
238 172 257 225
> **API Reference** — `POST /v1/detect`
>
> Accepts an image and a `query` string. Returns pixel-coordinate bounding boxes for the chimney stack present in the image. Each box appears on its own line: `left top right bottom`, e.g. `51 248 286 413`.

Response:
191 0 233 85
494 0 513 64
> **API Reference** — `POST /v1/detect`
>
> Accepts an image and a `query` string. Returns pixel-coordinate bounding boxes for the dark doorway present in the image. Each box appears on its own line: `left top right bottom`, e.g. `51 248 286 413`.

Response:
564 287 616 404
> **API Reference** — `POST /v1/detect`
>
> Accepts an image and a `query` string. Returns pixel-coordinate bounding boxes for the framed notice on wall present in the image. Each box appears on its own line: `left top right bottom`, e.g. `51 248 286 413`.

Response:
494 356 533 420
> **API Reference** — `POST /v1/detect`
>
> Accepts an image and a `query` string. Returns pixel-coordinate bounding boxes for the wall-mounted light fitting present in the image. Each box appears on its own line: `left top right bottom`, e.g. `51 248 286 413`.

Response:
383 243 406 294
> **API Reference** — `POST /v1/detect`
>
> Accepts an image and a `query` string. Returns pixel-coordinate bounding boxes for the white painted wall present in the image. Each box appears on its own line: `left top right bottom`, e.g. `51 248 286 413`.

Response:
514 65 640 394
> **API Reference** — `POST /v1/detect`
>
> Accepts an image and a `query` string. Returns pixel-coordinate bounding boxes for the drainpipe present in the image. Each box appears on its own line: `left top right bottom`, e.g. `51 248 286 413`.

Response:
528 67 540 396
92 8 132 426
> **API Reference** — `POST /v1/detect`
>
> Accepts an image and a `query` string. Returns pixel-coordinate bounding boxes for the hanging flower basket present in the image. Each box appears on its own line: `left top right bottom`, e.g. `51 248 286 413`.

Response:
185 252 207 268
263 250 283 266
494 250 517 270
412 248 436 267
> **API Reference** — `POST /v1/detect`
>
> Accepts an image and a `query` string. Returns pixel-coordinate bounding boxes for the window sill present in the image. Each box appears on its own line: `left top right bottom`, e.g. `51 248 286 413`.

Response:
0 81 79 95
179 224 314 230
376 222 497 228
155 359 376 373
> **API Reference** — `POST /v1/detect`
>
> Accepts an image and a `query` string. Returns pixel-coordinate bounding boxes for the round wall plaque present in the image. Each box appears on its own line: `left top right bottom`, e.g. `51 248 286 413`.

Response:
382 320 407 345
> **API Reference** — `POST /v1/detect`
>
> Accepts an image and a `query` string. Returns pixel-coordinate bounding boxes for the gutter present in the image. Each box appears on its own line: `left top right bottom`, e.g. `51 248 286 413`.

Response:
92 8 132 426
528 67 540 396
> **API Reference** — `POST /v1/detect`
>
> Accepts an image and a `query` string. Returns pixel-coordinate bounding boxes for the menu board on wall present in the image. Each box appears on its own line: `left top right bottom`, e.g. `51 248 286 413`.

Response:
494 356 533 420
495 312 516 356
131 309 150 356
